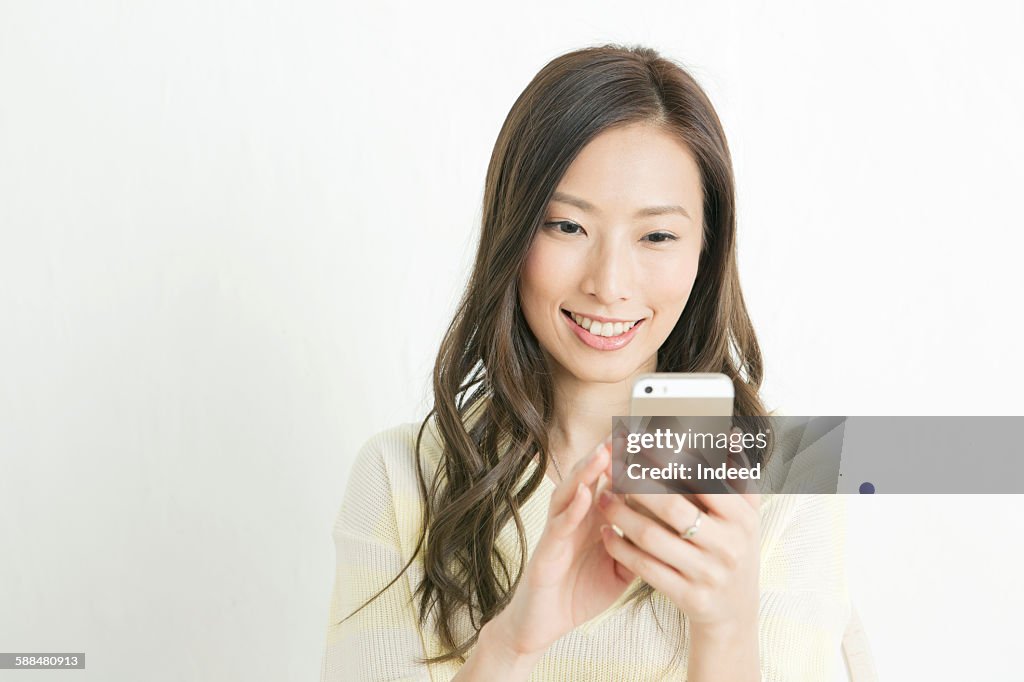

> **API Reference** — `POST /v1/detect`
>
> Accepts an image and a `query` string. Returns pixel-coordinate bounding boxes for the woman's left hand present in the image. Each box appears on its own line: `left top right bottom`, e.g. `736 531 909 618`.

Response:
595 458 761 633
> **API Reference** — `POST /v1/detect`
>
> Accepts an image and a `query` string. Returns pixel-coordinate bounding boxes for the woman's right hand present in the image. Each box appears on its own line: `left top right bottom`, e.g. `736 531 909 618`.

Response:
483 436 637 659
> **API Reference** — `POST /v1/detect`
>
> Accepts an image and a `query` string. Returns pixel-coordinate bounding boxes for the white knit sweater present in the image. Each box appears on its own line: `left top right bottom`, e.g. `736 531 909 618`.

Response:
320 419 854 681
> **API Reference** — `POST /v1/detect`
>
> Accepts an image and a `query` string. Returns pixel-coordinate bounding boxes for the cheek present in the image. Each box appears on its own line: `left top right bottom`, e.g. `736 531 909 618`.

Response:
520 239 572 305
519 241 559 321
647 253 700 311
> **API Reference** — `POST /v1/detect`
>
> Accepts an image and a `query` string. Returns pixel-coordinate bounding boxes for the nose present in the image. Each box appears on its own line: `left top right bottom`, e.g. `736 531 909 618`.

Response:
581 239 633 305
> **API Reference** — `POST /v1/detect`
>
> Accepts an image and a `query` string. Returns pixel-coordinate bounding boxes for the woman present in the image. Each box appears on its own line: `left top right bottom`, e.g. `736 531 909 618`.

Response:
322 44 853 681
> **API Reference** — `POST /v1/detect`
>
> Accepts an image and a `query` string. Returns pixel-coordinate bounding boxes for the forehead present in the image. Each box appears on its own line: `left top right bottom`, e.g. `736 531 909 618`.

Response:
552 122 702 215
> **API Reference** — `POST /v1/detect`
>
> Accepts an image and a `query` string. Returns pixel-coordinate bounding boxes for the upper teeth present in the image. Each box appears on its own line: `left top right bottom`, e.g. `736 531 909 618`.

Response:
570 312 639 337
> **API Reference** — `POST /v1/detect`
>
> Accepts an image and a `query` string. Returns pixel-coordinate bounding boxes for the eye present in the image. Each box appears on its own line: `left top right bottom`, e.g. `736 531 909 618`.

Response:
642 231 678 244
543 220 586 236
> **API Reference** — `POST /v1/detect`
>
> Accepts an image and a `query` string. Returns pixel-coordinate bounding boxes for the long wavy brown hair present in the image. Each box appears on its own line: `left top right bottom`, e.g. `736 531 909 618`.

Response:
343 43 771 664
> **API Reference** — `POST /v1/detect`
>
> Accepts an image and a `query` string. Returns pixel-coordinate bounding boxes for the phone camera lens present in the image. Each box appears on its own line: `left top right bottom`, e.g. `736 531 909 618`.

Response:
644 386 653 394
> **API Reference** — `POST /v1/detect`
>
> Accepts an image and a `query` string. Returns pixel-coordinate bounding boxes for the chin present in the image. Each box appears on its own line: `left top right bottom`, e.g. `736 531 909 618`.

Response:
565 360 639 386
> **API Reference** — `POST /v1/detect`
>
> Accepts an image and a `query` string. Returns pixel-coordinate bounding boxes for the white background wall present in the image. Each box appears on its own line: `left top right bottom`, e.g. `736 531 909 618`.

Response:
1 1 1021 680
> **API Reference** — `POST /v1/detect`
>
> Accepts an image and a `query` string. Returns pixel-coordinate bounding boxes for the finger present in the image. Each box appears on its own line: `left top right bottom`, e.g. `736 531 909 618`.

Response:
598 491 705 576
693 487 756 518
601 444 615 484
548 482 592 540
723 447 756 496
627 493 751 567
691 492 760 542
600 524 691 600
613 559 637 584
625 493 717 551
582 440 616 515
737 488 761 510
567 437 611 478
595 433 615 491
724 427 763 502
549 443 609 517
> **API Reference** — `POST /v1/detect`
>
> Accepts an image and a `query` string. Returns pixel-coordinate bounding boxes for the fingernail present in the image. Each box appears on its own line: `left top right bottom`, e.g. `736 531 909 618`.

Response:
599 524 624 539
598 490 613 509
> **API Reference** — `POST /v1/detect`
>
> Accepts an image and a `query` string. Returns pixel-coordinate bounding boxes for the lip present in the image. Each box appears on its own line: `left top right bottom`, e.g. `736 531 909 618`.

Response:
562 309 640 324
560 309 645 351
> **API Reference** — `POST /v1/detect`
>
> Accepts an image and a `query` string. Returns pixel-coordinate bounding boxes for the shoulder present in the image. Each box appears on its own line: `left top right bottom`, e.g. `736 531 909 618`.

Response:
348 419 447 487
349 421 429 474
336 420 443 553
346 400 487 497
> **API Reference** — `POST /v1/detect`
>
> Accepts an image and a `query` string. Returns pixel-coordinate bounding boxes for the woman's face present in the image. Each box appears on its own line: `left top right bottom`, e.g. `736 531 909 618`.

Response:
519 121 704 385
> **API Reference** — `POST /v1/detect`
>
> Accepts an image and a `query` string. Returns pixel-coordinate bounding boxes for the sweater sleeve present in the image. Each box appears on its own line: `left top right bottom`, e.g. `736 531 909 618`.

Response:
757 493 852 682
320 429 435 682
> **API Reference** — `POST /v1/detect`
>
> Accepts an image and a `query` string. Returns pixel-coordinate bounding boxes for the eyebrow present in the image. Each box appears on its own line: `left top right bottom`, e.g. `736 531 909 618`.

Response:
550 191 692 220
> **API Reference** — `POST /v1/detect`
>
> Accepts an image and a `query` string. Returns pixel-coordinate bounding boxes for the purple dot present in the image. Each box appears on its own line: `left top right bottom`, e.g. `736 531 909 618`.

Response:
859 482 875 494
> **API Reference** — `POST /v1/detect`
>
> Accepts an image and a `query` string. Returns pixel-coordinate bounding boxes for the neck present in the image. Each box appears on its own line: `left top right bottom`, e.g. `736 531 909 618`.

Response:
546 359 656 474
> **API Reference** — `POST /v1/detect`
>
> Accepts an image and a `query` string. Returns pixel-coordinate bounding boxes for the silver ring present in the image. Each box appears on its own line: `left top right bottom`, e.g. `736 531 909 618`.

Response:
681 510 702 540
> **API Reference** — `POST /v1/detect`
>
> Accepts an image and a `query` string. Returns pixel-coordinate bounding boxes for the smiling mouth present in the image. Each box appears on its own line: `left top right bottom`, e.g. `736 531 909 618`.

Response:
561 309 645 338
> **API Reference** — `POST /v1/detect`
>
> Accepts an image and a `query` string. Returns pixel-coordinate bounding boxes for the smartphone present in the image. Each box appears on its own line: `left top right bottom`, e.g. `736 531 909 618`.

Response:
630 372 734 417
620 372 737 508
